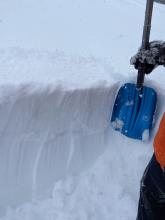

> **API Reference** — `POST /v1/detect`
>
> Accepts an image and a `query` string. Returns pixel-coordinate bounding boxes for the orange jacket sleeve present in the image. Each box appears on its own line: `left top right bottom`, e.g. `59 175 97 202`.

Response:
154 113 165 168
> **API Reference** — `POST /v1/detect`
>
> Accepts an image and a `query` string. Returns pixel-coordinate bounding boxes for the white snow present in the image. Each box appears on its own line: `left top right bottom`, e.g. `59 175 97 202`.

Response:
111 119 124 130
0 48 120 217
142 129 150 142
0 0 165 220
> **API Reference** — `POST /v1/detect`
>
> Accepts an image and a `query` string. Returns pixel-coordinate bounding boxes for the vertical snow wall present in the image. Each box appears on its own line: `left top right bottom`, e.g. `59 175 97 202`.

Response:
0 83 117 215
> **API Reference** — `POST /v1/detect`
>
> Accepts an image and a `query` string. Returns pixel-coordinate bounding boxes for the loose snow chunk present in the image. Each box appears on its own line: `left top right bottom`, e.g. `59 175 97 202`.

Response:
111 119 124 130
142 129 149 142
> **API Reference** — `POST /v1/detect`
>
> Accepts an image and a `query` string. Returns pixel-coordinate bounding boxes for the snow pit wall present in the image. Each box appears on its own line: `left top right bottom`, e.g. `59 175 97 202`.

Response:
0 83 117 216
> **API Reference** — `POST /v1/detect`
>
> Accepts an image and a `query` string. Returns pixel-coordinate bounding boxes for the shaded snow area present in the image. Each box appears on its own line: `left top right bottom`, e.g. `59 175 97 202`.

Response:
0 0 165 219
0 84 114 217
0 49 117 215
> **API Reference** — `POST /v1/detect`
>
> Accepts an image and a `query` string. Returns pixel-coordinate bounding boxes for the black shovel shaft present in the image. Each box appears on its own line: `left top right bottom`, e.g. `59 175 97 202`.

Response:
137 64 146 89
136 0 154 89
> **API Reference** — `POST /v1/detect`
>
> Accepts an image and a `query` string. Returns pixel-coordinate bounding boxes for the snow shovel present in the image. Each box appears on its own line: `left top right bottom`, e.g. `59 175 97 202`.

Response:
111 0 158 141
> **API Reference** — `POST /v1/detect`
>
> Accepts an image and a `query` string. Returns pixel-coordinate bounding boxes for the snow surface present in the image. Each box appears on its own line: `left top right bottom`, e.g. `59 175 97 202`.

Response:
0 0 165 219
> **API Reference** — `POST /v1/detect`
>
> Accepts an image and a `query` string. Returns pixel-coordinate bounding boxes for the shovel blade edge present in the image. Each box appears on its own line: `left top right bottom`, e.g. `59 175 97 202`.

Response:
111 83 157 141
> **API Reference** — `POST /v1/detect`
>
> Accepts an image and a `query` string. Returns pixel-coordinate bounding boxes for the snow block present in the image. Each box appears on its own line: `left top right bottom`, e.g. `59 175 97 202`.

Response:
111 83 157 141
0 84 117 216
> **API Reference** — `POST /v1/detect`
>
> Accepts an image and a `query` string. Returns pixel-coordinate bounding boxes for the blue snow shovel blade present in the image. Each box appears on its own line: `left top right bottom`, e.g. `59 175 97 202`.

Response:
111 83 157 141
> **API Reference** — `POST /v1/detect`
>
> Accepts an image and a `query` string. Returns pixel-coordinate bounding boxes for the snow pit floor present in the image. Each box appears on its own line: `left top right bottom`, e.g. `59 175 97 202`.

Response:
0 129 158 220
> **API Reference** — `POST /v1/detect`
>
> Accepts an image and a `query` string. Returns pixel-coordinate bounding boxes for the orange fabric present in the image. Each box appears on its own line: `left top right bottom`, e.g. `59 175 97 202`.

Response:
154 113 165 168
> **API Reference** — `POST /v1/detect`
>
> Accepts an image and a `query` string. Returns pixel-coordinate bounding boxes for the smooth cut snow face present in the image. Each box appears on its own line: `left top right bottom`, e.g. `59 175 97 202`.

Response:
0 48 119 216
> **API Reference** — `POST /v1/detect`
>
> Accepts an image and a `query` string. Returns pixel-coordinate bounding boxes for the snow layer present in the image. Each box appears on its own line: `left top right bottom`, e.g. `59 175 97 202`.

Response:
0 48 119 216
0 84 114 214
0 48 116 87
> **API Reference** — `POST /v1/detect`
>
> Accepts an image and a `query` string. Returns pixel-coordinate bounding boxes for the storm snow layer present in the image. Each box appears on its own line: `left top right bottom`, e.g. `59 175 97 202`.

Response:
0 48 119 217
0 48 116 87
0 82 115 216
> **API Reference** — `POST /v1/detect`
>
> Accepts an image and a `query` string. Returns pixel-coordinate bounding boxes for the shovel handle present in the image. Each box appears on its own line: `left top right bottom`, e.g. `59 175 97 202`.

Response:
136 0 154 89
